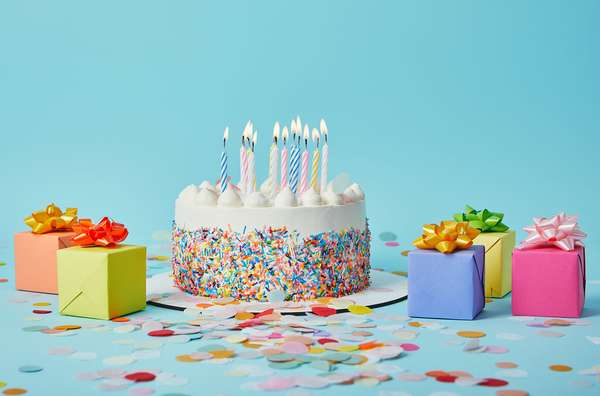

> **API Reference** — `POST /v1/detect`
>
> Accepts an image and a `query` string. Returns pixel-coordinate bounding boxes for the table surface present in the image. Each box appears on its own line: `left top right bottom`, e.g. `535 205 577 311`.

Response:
1 254 599 396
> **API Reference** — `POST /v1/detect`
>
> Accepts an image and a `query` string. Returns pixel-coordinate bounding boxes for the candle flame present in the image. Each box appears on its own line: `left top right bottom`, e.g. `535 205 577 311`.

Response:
296 115 301 133
282 126 289 143
311 127 320 144
223 126 229 141
303 124 309 141
320 119 328 135
273 122 280 141
252 131 257 146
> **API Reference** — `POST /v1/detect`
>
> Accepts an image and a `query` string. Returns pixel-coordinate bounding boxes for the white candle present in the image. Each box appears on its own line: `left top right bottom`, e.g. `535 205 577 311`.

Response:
319 119 328 193
248 131 257 193
269 122 280 197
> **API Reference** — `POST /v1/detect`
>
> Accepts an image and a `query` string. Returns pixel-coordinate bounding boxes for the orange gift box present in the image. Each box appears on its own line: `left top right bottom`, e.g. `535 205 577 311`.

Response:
14 231 77 294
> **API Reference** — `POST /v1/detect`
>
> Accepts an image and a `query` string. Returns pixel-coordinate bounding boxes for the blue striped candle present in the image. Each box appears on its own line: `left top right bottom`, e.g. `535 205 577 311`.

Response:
220 127 229 193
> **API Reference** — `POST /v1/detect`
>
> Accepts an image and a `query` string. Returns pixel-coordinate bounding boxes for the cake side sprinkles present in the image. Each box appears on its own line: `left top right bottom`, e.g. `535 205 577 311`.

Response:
171 221 371 301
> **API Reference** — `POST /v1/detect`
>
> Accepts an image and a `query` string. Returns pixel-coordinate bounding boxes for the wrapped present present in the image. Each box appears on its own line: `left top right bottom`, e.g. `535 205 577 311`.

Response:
454 205 514 297
14 203 79 294
57 217 146 320
512 213 586 318
408 221 485 320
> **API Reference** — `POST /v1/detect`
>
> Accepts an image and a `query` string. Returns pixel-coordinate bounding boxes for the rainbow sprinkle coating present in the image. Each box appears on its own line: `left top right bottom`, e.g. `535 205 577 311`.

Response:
171 221 371 301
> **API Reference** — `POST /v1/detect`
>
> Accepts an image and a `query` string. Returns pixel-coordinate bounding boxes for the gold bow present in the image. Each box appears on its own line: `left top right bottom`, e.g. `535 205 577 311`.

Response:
413 221 481 254
24 203 78 234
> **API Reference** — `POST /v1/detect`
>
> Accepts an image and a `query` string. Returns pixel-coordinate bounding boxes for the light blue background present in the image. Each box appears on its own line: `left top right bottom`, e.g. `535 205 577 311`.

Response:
1 0 599 274
1 2 600 395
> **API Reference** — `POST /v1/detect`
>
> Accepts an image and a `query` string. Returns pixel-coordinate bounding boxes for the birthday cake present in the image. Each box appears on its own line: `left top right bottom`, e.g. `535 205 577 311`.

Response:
171 118 371 301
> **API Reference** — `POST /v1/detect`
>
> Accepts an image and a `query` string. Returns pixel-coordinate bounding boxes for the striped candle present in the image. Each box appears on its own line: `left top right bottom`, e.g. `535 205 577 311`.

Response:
220 127 229 193
280 126 289 189
310 128 320 191
300 125 309 194
289 119 300 194
320 119 328 193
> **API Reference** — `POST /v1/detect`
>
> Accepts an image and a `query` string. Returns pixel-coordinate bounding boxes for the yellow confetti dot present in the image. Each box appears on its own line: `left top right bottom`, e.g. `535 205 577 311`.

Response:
0 382 5 389
175 354 198 363
32 302 51 307
391 271 408 277
408 321 422 327
209 349 235 359
308 347 326 354
53 325 81 331
242 342 262 349
335 344 359 352
457 330 486 338
315 297 333 305
549 364 572 372
234 312 254 320
225 334 247 344
348 305 372 315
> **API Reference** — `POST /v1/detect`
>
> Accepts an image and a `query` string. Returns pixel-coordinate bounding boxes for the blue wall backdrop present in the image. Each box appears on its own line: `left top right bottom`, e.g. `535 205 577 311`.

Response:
1 1 599 274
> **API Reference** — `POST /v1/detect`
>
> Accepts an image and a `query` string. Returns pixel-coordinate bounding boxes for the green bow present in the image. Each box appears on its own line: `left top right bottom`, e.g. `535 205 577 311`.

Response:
453 205 509 232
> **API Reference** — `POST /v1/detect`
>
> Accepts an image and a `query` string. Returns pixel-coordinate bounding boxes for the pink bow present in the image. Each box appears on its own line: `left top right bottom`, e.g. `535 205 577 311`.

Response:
518 213 586 251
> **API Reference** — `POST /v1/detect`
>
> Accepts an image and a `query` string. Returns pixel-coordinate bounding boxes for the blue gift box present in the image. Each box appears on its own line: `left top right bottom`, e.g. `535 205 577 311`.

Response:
408 245 485 320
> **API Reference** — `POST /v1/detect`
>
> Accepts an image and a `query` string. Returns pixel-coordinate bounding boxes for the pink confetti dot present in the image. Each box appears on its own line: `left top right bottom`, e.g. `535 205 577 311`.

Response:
281 341 309 354
401 343 420 351
385 241 400 247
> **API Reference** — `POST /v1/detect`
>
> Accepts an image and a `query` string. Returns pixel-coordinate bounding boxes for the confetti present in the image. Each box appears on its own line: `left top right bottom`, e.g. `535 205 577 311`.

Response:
549 364 572 372
457 331 486 338
18 365 43 373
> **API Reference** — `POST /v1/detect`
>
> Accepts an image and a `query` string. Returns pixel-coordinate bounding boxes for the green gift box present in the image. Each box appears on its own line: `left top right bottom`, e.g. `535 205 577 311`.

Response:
57 245 146 320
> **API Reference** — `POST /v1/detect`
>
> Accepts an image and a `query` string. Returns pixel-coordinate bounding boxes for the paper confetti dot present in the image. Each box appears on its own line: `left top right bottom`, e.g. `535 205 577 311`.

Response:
0 279 8 283
148 329 174 337
32 302 51 307
457 331 486 338
32 309 51 314
311 306 336 317
549 364 572 372
124 372 156 382
496 362 518 369
379 232 397 242
384 241 400 247
496 391 529 396
3 389 28 395
348 305 372 315
18 365 43 373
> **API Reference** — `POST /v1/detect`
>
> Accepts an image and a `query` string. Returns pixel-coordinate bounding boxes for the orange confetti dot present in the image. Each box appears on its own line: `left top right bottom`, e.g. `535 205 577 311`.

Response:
3 389 27 395
549 364 572 372
457 330 486 338
209 350 235 359
195 303 213 309
425 370 449 378
408 322 422 328
496 361 519 369
175 354 198 363
496 390 529 396
111 317 130 323
53 325 81 331
358 341 384 350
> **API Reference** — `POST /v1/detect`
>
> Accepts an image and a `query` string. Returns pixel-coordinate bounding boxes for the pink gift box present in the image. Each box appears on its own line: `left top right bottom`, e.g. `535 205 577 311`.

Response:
512 246 585 318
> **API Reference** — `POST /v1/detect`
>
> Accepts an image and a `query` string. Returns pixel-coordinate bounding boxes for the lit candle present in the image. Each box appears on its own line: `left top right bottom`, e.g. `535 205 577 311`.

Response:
319 119 328 193
269 122 280 197
310 128 320 191
248 131 257 192
220 127 229 193
300 124 309 194
280 126 289 189
290 119 301 194
240 121 251 192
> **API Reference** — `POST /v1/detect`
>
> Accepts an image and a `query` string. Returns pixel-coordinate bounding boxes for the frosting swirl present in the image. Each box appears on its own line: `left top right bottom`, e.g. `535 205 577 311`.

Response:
301 187 322 207
349 183 365 200
343 186 359 203
322 190 344 206
245 191 268 208
217 187 243 207
194 188 218 206
274 186 298 207
178 184 199 202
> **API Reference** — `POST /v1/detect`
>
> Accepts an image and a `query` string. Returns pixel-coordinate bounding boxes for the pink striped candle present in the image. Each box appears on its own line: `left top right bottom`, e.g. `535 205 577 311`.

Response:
280 126 289 189
300 125 310 194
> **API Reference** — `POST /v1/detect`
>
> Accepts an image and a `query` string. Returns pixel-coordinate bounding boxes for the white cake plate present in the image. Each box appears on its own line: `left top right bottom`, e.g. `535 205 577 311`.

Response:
147 270 407 315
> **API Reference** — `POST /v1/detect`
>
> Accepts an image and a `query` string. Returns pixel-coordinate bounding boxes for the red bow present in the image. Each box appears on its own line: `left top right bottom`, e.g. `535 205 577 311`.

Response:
72 217 129 247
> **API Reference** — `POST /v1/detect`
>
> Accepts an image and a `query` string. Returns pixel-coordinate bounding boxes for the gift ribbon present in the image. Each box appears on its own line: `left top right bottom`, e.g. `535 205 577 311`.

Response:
453 205 509 232
413 221 481 254
518 212 586 251
24 203 78 234
72 217 128 247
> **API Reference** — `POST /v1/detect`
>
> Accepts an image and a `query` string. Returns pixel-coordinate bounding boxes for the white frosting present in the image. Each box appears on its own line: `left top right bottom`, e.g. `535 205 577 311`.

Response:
301 187 322 207
343 186 359 203
245 191 268 208
322 190 344 206
274 187 298 207
217 187 243 207
176 199 366 237
198 180 217 193
178 184 199 202
350 183 365 200
175 181 367 237
194 188 218 206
